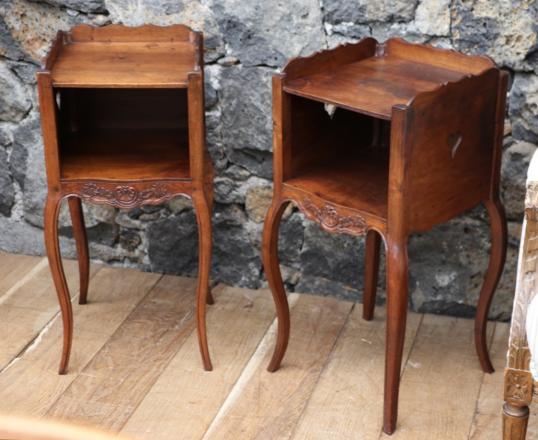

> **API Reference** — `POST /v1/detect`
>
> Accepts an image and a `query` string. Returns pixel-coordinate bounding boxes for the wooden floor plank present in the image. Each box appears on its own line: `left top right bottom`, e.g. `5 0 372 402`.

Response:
379 315 494 440
0 267 161 417
120 284 278 440
201 294 353 440
0 259 100 370
0 252 44 302
469 322 538 439
46 275 198 430
291 305 422 440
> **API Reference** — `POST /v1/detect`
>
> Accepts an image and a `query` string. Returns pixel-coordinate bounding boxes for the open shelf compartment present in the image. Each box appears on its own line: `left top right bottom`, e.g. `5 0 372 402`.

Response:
56 88 191 181
282 94 390 220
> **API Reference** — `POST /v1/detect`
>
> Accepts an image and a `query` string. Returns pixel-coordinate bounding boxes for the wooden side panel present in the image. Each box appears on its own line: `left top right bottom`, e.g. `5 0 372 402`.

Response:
385 38 495 74
282 37 377 80
402 69 499 232
68 24 193 42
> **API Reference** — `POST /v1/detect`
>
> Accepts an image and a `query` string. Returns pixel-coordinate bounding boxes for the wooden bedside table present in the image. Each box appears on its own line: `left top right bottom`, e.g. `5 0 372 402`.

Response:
262 38 508 434
37 24 215 374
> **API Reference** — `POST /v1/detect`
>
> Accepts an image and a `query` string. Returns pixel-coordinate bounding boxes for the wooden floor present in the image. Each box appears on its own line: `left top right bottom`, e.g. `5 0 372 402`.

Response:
0 251 536 439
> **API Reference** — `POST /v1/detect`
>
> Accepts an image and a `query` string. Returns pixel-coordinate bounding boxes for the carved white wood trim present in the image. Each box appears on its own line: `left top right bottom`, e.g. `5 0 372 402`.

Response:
508 149 538 372
526 295 538 379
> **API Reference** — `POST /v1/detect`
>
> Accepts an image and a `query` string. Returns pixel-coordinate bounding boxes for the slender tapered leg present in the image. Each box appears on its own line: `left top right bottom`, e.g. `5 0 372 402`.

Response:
192 190 213 371
475 198 507 373
503 403 529 440
67 197 90 305
44 192 73 375
383 236 409 435
205 181 215 306
263 198 291 372
363 229 381 321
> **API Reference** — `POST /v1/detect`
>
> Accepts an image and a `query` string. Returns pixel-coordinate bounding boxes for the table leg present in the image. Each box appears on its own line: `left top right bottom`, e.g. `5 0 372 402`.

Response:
503 402 529 440
264 198 291 373
363 229 381 321
193 190 213 371
475 198 507 373
383 234 408 435
68 197 90 305
44 192 73 375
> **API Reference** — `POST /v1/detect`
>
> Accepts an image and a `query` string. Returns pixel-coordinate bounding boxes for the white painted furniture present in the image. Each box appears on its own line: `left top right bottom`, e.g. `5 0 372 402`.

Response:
503 148 538 439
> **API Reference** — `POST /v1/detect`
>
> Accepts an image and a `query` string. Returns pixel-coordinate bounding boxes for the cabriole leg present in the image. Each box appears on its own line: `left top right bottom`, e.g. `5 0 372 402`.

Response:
192 190 213 371
475 198 507 373
363 229 381 321
383 235 409 435
44 192 73 375
264 198 291 372
67 197 89 305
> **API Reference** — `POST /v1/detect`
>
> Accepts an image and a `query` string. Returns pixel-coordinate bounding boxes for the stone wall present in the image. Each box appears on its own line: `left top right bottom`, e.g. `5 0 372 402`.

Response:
0 0 537 320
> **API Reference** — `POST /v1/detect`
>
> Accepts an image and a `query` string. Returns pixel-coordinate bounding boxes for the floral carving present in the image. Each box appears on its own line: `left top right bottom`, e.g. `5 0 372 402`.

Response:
300 198 367 235
80 183 171 208
504 369 533 404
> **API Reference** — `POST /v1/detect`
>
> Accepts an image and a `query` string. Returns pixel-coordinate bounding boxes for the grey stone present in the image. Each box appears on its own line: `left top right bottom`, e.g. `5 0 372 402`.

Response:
147 208 199 276
0 62 31 122
501 140 537 220
0 218 46 255
212 204 261 287
300 222 364 289
105 0 225 61
210 0 325 67
325 23 370 46
167 196 192 214
119 229 141 252
60 222 119 247
278 211 305 267
219 66 273 152
510 73 538 144
214 176 269 205
0 124 12 147
245 185 272 223
0 15 27 61
407 215 516 320
451 0 537 69
10 114 47 227
29 0 106 14
2 0 76 63
0 148 14 216
413 0 451 36
323 0 418 25
8 61 38 85
85 203 117 225
227 149 273 179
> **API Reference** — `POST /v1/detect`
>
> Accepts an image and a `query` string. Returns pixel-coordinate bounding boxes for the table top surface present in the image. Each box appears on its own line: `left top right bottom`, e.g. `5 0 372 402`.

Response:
283 54 471 119
50 40 197 88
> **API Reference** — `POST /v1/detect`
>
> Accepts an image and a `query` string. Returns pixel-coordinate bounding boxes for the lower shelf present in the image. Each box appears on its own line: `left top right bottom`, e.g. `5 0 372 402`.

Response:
60 129 190 181
284 149 388 220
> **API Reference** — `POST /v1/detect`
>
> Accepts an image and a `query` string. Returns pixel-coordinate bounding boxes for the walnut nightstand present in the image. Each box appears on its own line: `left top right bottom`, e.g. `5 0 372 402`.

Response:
263 37 508 434
38 24 215 374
